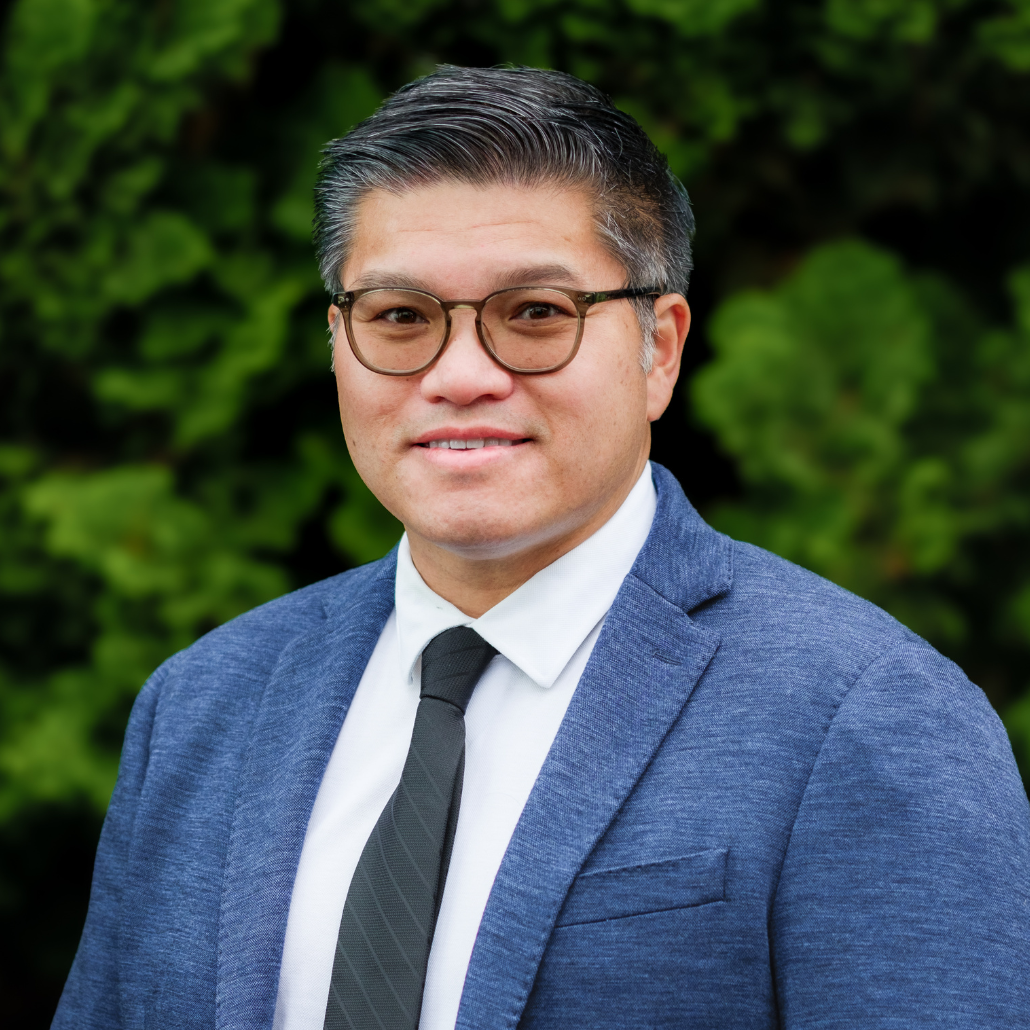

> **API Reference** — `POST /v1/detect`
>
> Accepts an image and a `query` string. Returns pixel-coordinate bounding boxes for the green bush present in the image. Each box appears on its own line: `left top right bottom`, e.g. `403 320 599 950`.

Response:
2 0 1029 832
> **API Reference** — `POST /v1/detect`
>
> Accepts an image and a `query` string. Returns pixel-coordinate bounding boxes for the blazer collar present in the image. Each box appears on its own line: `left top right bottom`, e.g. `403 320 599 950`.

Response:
633 462 734 613
456 464 733 1030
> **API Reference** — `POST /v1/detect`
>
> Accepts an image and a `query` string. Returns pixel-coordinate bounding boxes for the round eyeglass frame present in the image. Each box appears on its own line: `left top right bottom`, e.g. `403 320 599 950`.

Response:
330 285 660 376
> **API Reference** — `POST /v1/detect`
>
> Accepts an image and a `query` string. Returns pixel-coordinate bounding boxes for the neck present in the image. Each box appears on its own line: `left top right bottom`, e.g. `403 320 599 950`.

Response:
406 463 646 618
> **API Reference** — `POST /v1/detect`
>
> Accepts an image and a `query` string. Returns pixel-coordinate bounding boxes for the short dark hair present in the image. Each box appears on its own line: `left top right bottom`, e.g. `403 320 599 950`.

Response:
313 65 694 365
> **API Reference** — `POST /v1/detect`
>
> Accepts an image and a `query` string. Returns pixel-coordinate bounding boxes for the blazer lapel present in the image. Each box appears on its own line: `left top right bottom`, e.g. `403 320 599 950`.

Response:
456 465 732 1030
216 557 396 1030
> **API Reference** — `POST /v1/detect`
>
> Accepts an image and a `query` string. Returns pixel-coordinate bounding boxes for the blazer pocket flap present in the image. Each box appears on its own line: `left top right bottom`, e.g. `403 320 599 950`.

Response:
556 847 727 927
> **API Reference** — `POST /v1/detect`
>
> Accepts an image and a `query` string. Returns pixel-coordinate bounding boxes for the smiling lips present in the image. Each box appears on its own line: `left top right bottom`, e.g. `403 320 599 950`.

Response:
422 437 521 450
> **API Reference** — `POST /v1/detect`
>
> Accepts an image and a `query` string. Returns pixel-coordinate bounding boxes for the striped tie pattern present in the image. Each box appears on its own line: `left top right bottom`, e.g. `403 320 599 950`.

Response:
323 626 498 1030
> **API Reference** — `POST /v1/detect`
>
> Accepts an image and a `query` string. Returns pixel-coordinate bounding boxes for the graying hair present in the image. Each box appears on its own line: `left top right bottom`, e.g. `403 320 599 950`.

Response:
315 65 694 372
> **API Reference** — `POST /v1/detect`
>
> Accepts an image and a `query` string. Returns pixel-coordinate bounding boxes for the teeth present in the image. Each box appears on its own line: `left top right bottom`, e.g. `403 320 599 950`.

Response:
426 437 516 449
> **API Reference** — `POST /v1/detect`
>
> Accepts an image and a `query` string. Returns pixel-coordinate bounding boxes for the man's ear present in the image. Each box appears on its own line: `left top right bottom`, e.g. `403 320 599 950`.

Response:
328 304 342 370
645 293 690 422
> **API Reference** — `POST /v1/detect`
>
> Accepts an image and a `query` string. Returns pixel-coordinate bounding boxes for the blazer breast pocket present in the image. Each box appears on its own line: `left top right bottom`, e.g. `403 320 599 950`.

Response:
555 847 728 927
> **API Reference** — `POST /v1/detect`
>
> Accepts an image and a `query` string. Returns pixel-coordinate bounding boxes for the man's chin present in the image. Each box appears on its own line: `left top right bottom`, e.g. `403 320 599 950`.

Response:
407 512 563 564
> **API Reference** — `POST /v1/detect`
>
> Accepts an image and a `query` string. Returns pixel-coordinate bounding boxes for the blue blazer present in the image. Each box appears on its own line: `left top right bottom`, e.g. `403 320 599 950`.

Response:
54 465 1030 1029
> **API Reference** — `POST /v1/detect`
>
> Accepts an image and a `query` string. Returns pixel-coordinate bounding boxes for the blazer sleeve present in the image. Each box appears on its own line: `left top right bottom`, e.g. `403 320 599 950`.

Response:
771 643 1030 1028
51 663 166 1030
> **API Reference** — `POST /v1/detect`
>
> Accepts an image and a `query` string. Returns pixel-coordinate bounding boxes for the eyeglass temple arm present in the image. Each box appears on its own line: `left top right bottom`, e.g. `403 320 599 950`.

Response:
580 287 661 304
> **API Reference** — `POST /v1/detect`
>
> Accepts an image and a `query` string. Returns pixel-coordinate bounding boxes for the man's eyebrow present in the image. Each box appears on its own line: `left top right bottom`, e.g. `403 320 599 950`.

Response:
346 271 432 291
344 264 583 294
494 264 580 289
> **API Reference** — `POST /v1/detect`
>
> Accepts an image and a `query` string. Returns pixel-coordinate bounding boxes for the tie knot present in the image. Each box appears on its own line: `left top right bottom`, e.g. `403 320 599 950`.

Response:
419 626 497 713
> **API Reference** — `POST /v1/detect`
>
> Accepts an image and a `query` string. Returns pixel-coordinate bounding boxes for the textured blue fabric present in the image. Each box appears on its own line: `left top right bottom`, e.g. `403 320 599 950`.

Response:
53 465 1030 1030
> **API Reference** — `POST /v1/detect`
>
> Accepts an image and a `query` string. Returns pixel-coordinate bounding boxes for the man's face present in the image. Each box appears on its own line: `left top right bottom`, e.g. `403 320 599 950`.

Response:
333 181 684 565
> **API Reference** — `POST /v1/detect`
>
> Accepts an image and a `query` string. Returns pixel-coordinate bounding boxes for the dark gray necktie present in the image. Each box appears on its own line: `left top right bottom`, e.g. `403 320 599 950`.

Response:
323 626 497 1030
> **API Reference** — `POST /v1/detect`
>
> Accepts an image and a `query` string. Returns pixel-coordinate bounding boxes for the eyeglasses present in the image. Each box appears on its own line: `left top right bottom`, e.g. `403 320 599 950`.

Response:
330 285 659 376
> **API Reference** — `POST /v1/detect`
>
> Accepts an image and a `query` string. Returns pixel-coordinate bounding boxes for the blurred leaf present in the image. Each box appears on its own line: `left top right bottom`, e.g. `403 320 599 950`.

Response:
824 0 941 42
149 0 280 82
271 63 383 243
101 211 213 305
979 0 1030 71
625 0 761 37
694 240 1030 657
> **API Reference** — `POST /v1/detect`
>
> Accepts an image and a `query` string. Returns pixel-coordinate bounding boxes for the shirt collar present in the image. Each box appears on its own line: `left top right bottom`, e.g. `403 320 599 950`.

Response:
395 462 657 689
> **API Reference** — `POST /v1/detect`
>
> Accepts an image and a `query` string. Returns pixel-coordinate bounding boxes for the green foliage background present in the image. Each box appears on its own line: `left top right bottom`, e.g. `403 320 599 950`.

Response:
3 0 1030 1021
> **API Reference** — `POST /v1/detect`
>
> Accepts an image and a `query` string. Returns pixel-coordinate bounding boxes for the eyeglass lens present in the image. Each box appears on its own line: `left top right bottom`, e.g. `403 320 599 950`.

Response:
348 288 582 373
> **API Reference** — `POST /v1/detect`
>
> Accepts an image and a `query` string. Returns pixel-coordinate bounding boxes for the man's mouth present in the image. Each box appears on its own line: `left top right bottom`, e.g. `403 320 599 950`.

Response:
419 438 523 450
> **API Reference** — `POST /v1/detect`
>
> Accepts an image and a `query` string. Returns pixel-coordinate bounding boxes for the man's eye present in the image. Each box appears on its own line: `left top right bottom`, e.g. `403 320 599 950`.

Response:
378 307 425 324
514 303 566 320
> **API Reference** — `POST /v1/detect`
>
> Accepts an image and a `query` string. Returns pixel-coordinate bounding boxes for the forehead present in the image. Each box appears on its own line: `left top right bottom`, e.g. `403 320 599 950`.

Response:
340 181 626 294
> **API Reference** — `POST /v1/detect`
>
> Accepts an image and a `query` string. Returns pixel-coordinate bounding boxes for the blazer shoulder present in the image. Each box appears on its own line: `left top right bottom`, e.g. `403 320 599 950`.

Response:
689 537 971 722
721 537 923 653
154 554 395 701
689 538 1025 832
640 469 939 695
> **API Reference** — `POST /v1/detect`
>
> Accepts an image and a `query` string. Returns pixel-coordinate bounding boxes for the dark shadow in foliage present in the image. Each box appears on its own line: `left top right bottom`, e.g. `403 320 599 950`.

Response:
0 802 103 1029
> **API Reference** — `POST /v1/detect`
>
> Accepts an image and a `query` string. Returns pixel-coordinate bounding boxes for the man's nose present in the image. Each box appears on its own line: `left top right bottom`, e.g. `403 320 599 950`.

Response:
419 307 515 405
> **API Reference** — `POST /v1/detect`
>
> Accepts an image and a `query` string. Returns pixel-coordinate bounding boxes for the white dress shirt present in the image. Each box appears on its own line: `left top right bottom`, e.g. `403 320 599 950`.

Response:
273 463 657 1030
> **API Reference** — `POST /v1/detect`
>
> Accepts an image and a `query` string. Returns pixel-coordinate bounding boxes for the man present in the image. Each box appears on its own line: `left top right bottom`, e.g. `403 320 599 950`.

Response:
54 66 1029 1030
